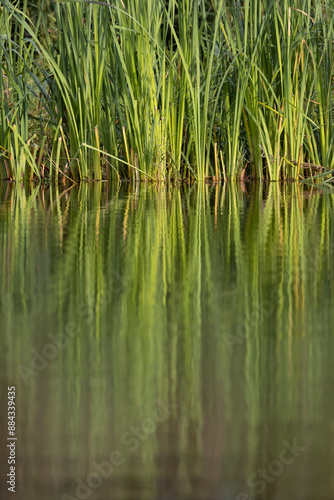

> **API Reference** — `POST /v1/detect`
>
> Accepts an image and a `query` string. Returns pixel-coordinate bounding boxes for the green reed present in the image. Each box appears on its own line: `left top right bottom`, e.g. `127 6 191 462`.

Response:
1 0 333 181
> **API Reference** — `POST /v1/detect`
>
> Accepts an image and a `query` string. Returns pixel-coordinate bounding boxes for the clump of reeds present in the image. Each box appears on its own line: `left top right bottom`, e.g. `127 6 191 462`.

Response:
1 0 333 182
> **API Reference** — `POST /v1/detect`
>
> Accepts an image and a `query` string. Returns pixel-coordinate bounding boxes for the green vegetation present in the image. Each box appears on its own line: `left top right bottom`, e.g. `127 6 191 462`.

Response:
1 0 334 182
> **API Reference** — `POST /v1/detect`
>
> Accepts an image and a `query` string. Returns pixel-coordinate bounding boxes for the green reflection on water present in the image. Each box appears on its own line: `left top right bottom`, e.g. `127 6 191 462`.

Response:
1 182 334 500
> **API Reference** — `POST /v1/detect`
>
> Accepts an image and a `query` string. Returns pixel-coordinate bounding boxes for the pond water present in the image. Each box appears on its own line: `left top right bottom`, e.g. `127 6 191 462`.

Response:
1 181 334 500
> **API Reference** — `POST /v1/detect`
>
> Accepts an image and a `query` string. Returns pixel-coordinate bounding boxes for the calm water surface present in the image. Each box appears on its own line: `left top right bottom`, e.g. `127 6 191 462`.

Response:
1 182 334 500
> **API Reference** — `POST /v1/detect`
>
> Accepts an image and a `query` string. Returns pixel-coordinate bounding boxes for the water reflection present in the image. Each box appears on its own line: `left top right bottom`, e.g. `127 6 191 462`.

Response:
1 182 334 500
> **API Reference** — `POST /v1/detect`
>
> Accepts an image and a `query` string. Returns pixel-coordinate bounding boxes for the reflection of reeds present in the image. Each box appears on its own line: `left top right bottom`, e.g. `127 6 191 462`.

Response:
1 183 334 497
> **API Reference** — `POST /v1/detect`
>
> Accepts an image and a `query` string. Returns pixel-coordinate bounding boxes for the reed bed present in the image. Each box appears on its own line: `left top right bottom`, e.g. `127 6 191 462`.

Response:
1 0 333 182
